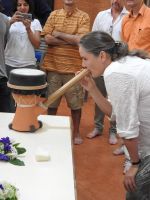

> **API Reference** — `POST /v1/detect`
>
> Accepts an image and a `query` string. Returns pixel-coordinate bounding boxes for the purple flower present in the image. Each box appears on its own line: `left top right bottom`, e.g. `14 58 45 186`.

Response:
0 153 10 161
0 184 4 190
0 137 12 153
4 143 11 152
0 137 11 144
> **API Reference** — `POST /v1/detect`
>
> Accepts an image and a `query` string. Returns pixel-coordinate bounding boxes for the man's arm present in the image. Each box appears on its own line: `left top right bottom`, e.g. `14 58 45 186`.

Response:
41 11 68 46
52 31 80 45
44 34 68 45
51 12 90 45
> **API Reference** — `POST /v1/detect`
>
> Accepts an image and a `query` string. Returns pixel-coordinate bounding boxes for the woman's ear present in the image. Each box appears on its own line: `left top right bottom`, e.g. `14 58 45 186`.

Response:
99 51 107 63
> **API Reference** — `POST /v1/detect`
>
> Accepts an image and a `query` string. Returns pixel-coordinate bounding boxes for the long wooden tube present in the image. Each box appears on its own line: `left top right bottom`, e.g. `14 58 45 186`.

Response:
43 69 89 108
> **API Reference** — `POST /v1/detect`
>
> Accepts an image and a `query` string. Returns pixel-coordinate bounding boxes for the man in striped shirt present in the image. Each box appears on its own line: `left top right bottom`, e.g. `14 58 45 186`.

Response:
42 0 90 144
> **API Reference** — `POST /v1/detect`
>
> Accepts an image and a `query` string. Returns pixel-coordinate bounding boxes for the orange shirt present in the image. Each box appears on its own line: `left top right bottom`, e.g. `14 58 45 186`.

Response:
41 8 90 73
122 4 150 54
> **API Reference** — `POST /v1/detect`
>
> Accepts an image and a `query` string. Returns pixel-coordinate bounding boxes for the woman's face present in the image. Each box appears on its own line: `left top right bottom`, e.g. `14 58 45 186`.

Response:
17 0 29 13
79 46 106 78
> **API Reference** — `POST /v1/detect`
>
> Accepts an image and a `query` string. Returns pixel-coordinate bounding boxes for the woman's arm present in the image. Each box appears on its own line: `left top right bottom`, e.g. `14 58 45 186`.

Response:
24 19 41 49
80 74 112 117
123 137 140 192
26 27 41 49
9 11 23 25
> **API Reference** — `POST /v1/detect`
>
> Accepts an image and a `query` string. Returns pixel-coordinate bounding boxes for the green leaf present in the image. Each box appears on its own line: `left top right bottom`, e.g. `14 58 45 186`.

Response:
6 198 18 200
13 143 20 147
9 158 25 166
16 147 26 155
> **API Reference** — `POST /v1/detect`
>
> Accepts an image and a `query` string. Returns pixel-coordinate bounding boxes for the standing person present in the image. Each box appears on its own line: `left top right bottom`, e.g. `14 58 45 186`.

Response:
0 1 12 112
5 0 42 76
41 0 90 144
1 0 51 26
79 31 150 200
122 0 150 54
88 0 128 145
4 0 42 112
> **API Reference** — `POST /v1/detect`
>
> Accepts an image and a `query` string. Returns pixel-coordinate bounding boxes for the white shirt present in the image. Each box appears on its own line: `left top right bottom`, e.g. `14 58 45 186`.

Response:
104 56 150 158
92 7 128 41
5 19 42 68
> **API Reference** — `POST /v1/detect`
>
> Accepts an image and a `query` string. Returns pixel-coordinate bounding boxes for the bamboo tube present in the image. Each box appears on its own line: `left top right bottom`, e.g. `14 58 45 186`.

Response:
43 69 89 108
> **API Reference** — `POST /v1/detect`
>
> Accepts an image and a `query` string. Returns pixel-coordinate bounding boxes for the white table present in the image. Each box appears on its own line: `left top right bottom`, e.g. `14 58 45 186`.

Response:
0 113 76 200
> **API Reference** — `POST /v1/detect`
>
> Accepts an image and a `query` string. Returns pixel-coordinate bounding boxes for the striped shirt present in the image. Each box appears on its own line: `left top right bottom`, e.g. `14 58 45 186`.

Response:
42 8 90 73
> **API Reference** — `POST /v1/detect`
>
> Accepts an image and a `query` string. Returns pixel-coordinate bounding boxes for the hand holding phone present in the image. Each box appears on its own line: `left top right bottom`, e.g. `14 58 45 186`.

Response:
16 12 32 21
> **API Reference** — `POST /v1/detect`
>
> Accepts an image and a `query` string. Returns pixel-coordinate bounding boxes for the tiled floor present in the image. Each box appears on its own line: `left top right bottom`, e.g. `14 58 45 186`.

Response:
58 97 126 200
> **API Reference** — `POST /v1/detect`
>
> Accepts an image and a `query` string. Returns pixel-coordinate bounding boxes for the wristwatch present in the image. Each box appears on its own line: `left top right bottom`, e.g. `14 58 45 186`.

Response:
132 159 141 166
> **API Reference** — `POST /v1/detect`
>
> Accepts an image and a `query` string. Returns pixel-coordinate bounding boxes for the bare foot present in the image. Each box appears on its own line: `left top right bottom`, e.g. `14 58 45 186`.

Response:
109 134 118 145
86 128 101 139
113 146 124 155
74 136 83 145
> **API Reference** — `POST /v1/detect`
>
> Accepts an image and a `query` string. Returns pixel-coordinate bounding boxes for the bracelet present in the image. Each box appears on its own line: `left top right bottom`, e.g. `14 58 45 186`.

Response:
132 159 141 165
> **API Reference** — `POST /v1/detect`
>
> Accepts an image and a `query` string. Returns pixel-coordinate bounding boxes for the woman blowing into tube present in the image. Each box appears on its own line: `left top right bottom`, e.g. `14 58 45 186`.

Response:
79 31 150 200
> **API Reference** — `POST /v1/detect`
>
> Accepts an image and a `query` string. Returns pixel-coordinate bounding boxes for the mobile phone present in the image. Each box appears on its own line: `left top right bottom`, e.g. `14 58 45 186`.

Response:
17 12 32 20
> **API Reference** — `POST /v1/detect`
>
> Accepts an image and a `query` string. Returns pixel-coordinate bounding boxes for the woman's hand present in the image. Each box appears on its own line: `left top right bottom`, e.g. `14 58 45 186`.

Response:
23 19 31 31
80 73 96 92
123 165 139 192
10 11 23 24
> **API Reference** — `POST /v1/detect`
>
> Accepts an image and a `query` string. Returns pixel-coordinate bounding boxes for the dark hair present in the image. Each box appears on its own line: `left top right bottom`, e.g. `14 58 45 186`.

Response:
79 31 149 61
0 0 4 12
13 0 35 19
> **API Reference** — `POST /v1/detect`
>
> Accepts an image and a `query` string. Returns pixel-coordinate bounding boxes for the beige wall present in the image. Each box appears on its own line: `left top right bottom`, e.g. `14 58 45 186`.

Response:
54 0 111 27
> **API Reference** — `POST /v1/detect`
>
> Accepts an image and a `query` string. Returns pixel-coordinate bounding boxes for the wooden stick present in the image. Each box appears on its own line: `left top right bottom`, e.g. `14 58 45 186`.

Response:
43 69 89 108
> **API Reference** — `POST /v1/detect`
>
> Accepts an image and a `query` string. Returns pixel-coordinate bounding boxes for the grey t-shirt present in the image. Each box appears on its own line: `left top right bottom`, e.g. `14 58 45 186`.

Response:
0 12 9 78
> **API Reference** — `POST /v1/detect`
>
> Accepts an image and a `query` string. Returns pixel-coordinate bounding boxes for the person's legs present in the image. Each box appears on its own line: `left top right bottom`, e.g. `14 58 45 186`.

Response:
126 155 150 200
47 71 62 115
87 76 107 138
71 108 82 145
109 120 118 144
64 74 84 144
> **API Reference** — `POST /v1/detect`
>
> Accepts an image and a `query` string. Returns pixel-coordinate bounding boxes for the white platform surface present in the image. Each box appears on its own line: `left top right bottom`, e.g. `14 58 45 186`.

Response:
0 113 76 200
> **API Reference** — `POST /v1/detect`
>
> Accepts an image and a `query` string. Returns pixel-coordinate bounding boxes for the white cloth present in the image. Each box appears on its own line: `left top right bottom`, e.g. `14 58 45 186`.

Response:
92 7 128 41
104 56 150 158
5 19 42 68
